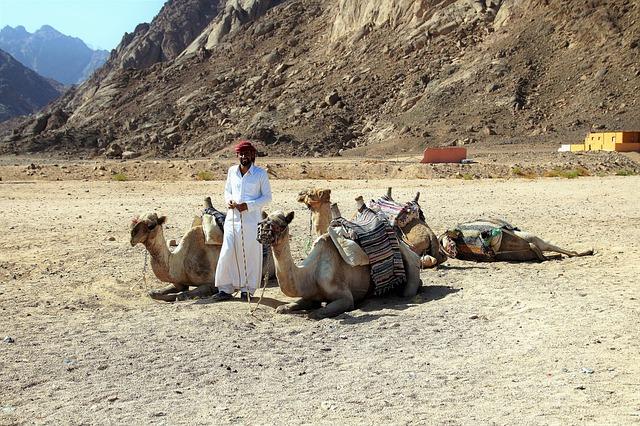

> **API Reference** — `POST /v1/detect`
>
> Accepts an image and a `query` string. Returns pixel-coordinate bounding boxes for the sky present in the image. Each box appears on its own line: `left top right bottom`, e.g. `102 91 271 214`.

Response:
0 0 166 50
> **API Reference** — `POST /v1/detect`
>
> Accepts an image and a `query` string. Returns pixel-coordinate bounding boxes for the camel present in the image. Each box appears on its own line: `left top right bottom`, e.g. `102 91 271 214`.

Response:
439 218 594 262
258 198 422 319
130 198 276 302
297 188 332 237
371 188 447 268
130 210 222 302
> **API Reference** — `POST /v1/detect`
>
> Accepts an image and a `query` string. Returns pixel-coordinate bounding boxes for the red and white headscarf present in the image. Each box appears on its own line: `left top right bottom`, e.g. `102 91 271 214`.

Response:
234 140 256 153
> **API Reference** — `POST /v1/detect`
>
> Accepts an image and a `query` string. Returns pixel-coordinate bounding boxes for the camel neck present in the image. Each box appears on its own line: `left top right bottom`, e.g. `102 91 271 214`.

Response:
144 227 172 282
271 233 305 297
311 202 331 236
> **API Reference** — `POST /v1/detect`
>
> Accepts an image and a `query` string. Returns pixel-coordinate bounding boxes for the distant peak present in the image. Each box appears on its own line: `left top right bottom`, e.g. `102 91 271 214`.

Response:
1 25 29 34
37 25 61 35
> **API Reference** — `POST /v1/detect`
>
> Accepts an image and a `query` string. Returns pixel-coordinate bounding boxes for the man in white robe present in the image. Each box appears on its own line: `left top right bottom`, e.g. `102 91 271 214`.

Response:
211 140 272 301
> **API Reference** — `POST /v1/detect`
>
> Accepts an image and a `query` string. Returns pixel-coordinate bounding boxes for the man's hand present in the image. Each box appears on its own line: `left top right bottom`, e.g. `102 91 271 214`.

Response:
227 201 248 212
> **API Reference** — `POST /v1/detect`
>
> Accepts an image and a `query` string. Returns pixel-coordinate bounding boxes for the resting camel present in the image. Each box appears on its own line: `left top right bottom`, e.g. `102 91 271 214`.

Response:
130 210 222 302
258 199 422 319
440 218 594 262
130 198 276 302
372 188 447 268
297 188 332 237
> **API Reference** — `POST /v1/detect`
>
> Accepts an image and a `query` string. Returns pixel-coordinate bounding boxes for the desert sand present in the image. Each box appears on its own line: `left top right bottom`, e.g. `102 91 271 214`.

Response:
1 174 639 424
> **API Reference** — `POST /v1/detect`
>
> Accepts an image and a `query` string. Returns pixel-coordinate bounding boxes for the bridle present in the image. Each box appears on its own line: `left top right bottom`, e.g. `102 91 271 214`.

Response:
257 217 286 245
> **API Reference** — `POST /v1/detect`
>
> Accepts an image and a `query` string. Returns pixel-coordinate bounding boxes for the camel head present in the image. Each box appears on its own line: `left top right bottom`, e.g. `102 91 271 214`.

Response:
257 210 294 246
297 188 331 210
438 232 458 259
130 212 167 246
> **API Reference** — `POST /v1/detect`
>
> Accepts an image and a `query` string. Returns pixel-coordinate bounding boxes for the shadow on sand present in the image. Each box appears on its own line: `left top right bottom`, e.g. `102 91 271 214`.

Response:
337 285 461 324
193 295 286 309
436 264 489 271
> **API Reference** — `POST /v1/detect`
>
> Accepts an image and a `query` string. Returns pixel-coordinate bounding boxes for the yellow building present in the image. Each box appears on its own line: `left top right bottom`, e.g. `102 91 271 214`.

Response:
563 131 640 152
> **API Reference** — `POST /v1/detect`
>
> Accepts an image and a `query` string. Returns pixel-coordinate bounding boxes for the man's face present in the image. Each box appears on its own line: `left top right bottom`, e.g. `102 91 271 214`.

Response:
237 149 255 167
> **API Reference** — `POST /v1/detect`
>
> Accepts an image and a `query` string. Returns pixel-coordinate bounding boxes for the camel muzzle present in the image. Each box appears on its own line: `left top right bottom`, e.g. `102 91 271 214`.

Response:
257 220 283 245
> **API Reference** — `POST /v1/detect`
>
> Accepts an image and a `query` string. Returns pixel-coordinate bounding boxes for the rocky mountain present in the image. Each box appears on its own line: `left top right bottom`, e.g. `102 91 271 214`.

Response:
2 0 639 158
0 25 109 85
0 49 62 122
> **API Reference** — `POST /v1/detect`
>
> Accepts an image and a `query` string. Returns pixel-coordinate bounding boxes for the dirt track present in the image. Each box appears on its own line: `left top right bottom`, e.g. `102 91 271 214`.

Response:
1 175 639 424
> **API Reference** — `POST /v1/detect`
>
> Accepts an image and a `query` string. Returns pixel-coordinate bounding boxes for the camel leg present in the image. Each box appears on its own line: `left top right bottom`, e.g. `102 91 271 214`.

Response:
528 242 548 262
420 255 438 268
148 284 187 301
275 298 322 314
399 241 422 297
515 232 594 258
309 295 354 320
175 284 217 301
535 240 594 257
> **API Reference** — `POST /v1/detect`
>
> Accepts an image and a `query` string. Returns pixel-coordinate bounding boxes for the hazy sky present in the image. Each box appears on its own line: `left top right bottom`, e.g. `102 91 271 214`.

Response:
0 0 166 50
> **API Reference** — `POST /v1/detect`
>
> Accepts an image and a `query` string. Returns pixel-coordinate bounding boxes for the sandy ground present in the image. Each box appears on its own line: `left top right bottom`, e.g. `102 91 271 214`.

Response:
1 175 639 425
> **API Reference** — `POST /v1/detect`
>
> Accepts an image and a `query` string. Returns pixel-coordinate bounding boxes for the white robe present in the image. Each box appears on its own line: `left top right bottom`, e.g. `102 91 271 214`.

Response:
215 163 272 294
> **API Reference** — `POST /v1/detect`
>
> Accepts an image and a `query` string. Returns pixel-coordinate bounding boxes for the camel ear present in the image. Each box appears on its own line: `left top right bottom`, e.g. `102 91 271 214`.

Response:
413 192 420 203
321 189 331 202
261 211 268 220
158 216 167 226
131 221 144 235
285 211 295 224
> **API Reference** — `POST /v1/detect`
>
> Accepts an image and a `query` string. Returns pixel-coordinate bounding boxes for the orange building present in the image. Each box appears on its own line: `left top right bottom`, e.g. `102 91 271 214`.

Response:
565 131 640 152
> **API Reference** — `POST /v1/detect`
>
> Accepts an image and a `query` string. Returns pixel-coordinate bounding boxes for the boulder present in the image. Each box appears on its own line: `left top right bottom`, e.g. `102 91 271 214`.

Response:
105 143 123 158
325 91 341 106
122 150 140 160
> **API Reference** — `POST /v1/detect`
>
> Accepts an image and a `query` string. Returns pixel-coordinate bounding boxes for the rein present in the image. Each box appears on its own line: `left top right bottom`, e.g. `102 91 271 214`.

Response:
140 250 149 289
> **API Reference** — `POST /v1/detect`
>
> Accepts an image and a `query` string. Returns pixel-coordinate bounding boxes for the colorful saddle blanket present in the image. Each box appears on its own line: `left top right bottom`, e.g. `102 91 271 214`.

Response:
331 206 406 296
367 197 425 228
446 218 520 261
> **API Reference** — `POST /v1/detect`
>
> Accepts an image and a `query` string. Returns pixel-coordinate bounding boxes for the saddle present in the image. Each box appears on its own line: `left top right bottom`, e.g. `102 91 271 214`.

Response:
330 205 406 296
367 197 424 228
327 226 369 266
444 218 519 261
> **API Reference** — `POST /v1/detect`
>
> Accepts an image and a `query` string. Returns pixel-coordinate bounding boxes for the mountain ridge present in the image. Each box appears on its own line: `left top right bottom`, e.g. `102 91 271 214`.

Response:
0 25 110 85
2 0 639 158
0 49 63 122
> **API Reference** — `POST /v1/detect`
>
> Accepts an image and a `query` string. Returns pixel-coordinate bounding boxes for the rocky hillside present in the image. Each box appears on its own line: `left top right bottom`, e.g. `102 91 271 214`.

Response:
2 0 639 159
0 25 109 85
0 49 62 122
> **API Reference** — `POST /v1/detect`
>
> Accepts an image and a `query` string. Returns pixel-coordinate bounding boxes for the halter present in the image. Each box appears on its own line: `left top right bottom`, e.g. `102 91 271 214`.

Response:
439 234 458 259
257 217 285 245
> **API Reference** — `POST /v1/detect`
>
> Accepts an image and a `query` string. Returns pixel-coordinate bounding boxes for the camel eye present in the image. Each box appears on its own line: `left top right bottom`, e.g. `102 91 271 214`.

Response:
148 223 156 230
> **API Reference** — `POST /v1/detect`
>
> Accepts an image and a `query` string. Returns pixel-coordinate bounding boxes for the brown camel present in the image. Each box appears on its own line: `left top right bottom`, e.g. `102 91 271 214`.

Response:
131 198 276 302
440 218 594 262
373 187 447 268
130 211 222 302
258 201 422 319
297 188 332 237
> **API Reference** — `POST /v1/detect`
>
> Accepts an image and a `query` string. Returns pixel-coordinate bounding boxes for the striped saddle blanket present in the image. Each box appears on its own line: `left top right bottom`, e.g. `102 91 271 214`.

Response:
331 206 406 296
367 197 425 228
